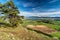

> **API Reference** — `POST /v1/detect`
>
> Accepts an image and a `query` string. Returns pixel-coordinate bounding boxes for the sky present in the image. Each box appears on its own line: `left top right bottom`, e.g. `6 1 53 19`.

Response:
0 0 60 17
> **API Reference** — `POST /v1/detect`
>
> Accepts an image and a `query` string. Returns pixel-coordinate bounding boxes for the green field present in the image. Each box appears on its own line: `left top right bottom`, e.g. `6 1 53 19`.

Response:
22 19 60 39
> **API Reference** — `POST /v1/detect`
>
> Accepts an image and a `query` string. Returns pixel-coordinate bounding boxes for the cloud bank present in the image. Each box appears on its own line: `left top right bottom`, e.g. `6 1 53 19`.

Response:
20 11 60 17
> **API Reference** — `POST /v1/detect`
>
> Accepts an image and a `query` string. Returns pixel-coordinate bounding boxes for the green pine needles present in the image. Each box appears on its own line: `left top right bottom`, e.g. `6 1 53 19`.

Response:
0 0 24 27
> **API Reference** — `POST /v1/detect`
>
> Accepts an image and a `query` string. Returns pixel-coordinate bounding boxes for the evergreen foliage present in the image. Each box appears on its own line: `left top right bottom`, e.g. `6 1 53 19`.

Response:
0 0 24 26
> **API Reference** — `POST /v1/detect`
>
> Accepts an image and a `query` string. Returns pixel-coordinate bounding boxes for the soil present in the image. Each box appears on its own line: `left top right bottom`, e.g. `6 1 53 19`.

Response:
27 25 57 34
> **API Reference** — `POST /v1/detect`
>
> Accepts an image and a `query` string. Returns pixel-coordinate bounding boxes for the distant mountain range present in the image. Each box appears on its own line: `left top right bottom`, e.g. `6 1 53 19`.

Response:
25 16 60 20
25 14 60 19
25 16 60 18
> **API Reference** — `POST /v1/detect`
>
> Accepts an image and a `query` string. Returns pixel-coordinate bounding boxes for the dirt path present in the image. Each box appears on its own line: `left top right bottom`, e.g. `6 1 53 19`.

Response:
27 25 57 34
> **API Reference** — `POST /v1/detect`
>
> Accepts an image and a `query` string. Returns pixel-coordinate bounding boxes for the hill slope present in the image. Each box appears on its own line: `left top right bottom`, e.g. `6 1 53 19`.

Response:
0 26 55 40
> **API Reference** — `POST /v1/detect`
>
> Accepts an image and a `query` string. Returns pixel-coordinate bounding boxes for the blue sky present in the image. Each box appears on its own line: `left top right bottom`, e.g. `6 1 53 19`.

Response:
0 0 60 17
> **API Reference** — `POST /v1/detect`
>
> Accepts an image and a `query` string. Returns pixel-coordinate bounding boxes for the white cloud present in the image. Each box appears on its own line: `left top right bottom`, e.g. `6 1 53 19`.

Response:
22 3 30 7
49 0 58 3
36 11 60 17
21 2 33 7
20 11 60 17
32 7 60 13
20 11 37 16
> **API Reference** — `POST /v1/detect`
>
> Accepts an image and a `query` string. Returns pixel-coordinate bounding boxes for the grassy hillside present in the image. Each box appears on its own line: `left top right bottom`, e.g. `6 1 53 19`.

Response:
0 19 60 40
0 26 55 40
22 19 60 39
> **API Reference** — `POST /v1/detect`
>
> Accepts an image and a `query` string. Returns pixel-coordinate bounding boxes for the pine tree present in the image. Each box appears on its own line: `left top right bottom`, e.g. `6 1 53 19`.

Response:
0 0 24 26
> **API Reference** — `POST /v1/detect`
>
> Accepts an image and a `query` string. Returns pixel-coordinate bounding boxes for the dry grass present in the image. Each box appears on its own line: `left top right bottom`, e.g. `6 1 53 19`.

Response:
0 25 55 40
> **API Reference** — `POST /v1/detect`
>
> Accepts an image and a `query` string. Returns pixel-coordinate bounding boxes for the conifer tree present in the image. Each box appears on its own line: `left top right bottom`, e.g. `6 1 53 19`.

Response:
0 0 24 26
